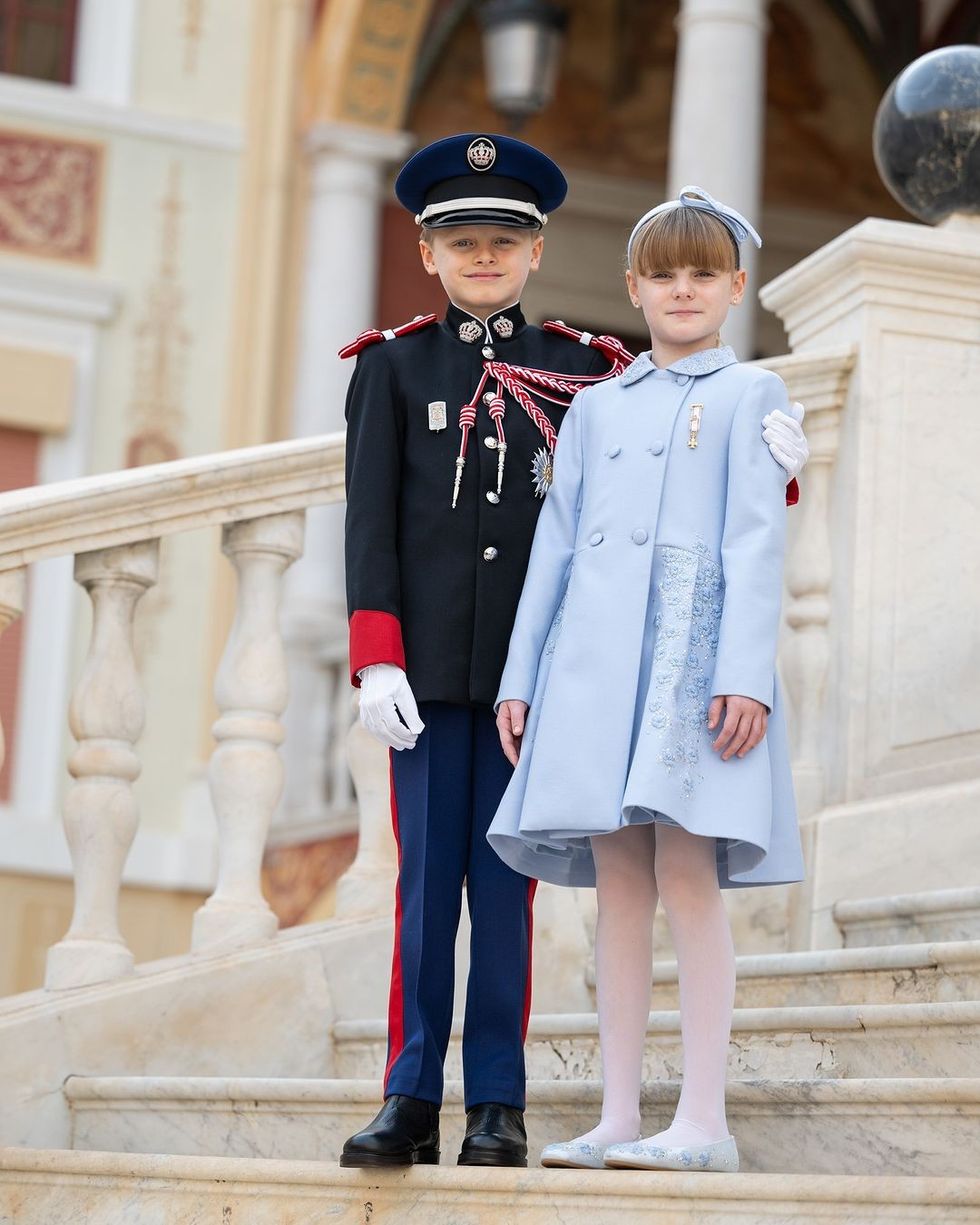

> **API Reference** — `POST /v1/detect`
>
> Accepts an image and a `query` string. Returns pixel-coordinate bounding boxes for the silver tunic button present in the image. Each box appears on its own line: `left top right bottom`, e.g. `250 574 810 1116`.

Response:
483 546 499 561
632 529 649 545
486 491 500 504
483 391 496 405
484 435 498 449
482 345 495 359
649 440 665 455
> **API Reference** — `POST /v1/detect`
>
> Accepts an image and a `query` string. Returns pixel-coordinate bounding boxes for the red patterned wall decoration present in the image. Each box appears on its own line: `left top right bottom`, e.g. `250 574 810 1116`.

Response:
0 128 103 263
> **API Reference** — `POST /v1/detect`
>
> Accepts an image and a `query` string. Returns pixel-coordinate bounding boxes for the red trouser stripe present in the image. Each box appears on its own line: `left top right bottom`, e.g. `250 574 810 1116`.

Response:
383 753 405 1091
521 878 538 1041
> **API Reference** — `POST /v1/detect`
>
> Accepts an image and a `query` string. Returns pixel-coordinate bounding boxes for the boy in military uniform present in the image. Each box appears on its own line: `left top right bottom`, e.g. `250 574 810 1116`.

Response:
339 133 808 1169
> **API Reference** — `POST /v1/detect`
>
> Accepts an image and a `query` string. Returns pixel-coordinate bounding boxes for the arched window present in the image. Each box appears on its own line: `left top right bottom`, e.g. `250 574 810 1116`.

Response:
0 0 79 85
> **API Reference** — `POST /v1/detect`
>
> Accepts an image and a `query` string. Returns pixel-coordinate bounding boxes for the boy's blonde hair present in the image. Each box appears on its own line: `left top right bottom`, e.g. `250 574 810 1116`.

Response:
628 207 738 276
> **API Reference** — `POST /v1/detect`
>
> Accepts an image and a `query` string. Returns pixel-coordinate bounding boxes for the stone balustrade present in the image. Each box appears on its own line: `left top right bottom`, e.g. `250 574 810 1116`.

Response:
0 434 345 990
0 345 855 994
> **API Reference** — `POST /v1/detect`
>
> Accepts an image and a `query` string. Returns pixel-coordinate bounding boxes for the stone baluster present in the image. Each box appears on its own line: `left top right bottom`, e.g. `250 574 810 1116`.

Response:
192 512 305 954
783 400 844 820
45 541 159 991
334 710 397 919
0 568 26 778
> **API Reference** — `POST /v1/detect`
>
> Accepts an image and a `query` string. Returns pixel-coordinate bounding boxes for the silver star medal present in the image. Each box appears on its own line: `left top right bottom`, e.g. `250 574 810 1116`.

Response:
531 447 554 497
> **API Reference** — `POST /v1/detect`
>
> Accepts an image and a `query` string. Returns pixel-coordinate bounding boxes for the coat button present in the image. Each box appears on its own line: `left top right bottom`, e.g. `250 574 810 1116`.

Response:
649 440 665 455
483 392 496 405
484 435 498 449
676 374 691 386
606 445 621 458
483 546 499 561
589 532 603 546
632 529 648 545
486 491 500 504
482 345 495 359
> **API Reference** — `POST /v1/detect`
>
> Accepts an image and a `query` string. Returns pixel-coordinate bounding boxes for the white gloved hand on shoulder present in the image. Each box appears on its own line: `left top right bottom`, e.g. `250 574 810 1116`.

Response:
762 400 809 482
357 663 425 751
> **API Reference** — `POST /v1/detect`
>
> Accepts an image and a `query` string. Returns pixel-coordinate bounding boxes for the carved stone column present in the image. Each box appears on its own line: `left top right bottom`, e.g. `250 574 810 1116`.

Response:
0 568 25 779
45 540 159 991
192 511 305 954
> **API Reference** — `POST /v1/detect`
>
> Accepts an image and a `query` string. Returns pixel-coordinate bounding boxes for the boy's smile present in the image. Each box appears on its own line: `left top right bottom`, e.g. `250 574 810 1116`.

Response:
420 226 544 321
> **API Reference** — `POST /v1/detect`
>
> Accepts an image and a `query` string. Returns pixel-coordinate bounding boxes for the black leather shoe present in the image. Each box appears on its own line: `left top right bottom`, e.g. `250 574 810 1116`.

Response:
457 1102 527 1167
339 1095 440 1168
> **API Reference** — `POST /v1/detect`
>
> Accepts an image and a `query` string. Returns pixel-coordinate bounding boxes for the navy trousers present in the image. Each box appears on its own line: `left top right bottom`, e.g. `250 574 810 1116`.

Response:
384 701 536 1111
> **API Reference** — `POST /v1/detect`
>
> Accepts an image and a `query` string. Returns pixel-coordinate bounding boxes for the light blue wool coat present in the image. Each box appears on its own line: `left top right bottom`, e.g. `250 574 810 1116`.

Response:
487 346 804 890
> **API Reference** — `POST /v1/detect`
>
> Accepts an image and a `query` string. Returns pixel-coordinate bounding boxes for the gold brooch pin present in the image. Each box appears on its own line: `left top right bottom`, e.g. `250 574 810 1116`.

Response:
688 403 703 449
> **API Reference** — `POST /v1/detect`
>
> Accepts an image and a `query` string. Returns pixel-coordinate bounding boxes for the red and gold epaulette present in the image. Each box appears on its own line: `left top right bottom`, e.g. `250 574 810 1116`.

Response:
542 320 637 368
338 313 439 359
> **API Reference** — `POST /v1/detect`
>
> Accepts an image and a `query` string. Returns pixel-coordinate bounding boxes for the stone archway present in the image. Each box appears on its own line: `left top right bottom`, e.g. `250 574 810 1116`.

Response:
305 0 438 130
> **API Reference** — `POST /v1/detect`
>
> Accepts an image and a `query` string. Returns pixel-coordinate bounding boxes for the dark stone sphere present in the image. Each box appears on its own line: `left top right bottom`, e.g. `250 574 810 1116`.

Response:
873 45 980 224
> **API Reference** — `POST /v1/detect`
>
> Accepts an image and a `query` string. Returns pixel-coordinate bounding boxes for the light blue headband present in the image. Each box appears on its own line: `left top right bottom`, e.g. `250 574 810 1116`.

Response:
627 185 762 266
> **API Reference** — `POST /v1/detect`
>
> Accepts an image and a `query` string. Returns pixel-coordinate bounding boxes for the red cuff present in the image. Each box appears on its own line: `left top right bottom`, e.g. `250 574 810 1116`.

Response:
786 477 800 507
349 610 406 686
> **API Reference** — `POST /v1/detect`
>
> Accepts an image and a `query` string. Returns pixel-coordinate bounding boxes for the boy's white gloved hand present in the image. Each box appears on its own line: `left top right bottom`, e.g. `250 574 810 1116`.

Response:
762 401 809 482
358 663 425 751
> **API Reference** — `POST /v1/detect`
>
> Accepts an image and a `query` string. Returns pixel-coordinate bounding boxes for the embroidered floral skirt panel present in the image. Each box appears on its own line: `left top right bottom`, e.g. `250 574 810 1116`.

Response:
488 542 804 889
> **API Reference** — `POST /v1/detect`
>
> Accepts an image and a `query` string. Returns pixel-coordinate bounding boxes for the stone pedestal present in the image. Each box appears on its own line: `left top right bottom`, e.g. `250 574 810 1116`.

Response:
761 216 980 941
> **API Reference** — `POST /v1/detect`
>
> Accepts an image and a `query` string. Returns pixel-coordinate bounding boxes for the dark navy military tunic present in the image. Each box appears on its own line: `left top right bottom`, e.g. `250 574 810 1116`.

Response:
344 301 609 706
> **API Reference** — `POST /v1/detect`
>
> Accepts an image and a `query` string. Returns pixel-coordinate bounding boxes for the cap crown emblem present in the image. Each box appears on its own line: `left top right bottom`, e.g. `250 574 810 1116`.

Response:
467 137 497 172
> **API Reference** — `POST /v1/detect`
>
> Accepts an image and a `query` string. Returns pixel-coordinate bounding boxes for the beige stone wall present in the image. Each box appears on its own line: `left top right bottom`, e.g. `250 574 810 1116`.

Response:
0 871 206 997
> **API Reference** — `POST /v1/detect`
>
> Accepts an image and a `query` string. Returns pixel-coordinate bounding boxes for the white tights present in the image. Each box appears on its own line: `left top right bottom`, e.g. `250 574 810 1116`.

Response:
573 821 736 1148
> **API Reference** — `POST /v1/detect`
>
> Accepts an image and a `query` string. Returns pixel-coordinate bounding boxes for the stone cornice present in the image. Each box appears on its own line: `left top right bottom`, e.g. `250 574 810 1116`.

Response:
0 75 243 153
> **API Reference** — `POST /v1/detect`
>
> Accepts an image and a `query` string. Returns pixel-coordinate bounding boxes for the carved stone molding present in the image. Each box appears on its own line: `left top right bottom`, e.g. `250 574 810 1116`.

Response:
0 128 103 263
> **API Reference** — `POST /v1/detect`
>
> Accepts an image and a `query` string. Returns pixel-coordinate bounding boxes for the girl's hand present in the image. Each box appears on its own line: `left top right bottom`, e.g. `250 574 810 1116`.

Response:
708 695 767 760
497 700 529 766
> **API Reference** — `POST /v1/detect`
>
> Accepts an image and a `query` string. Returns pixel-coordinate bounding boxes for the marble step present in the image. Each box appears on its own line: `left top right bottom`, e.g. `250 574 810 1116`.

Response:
65 1075 980 1178
835 887 980 948
335 1001 980 1082
602 940 980 1009
3 1147 979 1225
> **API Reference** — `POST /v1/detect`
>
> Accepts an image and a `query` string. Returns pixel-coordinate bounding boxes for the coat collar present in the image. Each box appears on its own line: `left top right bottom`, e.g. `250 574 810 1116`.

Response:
619 345 738 386
445 301 527 346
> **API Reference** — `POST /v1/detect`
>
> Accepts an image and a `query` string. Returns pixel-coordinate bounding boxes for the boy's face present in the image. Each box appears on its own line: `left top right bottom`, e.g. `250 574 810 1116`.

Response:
420 226 544 319
626 264 747 358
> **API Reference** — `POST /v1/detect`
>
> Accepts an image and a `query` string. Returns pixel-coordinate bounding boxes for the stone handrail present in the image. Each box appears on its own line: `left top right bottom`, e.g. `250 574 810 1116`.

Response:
0 433 346 572
0 345 854 994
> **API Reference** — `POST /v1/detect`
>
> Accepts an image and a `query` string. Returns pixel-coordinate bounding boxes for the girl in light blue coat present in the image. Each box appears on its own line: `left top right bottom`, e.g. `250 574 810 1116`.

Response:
488 188 804 1173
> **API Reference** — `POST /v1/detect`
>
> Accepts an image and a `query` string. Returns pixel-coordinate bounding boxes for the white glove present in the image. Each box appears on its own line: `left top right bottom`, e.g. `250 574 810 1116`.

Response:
358 664 425 751
762 401 809 483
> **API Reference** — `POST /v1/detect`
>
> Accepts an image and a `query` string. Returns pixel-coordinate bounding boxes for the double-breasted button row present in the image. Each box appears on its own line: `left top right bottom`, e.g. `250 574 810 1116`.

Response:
606 441 665 457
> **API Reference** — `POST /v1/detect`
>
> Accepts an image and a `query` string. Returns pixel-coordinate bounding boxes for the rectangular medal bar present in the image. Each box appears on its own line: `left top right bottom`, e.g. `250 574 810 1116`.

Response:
688 402 703 449
428 400 447 431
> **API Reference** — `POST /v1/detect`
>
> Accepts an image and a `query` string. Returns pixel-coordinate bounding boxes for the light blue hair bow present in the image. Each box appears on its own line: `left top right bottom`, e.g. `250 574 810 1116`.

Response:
627 185 762 266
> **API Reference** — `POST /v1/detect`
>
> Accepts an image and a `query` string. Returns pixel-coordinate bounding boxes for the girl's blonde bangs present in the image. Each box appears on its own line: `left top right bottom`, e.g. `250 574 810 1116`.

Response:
630 208 737 275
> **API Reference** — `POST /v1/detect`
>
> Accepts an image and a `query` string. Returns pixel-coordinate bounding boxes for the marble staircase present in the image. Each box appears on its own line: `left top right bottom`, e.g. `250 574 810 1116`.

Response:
2 887 976 1223
4 1149 979 1225
834 887 980 948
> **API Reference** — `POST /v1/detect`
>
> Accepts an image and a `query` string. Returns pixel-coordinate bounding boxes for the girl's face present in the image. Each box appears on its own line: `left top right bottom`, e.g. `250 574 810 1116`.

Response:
420 226 544 319
626 263 747 361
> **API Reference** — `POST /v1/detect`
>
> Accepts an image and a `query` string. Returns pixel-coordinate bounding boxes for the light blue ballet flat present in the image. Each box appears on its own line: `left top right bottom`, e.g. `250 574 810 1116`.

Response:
540 1138 611 1169
603 1135 739 1173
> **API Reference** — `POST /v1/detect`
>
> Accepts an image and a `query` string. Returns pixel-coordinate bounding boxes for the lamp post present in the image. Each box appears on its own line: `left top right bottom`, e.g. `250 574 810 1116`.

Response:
478 0 568 124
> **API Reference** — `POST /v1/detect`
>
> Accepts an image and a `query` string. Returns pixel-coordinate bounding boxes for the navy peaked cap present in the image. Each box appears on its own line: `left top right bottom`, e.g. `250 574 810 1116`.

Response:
395 133 567 229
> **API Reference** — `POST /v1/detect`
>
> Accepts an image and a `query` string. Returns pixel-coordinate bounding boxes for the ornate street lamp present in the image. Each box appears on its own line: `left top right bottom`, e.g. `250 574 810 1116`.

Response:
478 0 569 124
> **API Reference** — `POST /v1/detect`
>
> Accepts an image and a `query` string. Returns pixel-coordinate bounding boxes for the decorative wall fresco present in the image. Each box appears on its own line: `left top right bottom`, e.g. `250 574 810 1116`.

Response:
0 129 103 263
